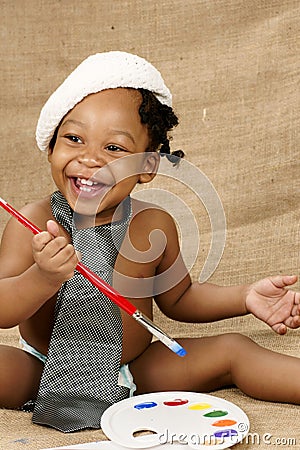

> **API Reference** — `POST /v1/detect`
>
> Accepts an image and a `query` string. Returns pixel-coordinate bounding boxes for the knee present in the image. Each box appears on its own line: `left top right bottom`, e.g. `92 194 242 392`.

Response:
0 345 19 407
214 333 254 354
0 345 42 408
130 341 173 393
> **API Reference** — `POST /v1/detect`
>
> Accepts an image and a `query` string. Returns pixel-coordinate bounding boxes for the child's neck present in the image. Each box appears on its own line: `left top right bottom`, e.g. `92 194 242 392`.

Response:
73 200 127 230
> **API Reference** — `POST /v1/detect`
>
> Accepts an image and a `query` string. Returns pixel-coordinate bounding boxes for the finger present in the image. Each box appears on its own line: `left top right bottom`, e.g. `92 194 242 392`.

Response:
54 248 78 279
56 256 78 279
34 236 73 267
284 315 300 329
291 303 300 316
270 275 298 289
271 323 287 335
38 242 78 279
44 239 75 262
294 292 300 305
32 231 54 252
46 219 60 238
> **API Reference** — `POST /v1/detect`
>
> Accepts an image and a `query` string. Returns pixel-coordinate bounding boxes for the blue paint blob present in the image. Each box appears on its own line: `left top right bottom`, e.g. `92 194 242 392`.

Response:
134 401 158 410
214 429 238 439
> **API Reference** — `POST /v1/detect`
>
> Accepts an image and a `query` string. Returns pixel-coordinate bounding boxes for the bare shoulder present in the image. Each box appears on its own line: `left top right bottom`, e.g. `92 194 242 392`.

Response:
1 195 53 240
9 195 69 238
131 198 175 230
127 198 180 259
19 196 54 229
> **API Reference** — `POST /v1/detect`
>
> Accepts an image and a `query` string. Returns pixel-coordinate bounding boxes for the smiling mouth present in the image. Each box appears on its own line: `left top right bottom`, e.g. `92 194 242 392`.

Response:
71 177 114 197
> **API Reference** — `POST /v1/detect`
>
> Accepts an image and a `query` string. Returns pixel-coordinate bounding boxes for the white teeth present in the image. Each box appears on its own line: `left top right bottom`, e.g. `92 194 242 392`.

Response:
78 177 98 186
76 177 100 193
80 186 92 192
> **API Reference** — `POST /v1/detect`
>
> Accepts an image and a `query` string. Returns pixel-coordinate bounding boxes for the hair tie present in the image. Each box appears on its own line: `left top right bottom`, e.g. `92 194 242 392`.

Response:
159 140 184 166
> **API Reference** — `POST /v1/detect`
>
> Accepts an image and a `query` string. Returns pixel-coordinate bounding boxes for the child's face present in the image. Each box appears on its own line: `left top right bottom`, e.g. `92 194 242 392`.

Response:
48 88 158 222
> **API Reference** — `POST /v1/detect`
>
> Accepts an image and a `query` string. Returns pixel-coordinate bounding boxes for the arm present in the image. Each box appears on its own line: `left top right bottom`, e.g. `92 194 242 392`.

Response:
158 278 248 322
154 211 300 332
157 266 300 332
152 210 247 321
0 207 78 328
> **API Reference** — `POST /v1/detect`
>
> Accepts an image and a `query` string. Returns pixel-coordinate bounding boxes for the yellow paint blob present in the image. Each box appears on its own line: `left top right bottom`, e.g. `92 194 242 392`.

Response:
188 403 212 410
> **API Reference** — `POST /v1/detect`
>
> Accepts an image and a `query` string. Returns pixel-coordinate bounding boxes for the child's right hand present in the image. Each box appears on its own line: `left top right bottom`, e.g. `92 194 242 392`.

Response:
32 220 78 285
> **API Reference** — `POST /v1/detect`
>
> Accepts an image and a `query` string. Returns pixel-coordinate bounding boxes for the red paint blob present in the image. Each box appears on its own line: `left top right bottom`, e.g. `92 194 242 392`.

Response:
163 399 189 406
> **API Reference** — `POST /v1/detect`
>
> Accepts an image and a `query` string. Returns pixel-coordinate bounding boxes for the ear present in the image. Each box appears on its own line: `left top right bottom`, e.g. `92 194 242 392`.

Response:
138 152 160 184
47 147 53 163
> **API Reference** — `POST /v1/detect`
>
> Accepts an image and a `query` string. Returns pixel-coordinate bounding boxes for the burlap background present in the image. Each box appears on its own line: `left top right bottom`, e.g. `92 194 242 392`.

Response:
0 0 299 449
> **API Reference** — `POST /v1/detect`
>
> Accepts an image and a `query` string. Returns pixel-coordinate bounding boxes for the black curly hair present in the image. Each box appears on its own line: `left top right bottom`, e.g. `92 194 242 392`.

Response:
49 88 184 165
138 88 184 165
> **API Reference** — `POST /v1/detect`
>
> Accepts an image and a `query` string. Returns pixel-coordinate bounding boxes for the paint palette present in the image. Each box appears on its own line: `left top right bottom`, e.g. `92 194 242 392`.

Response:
101 391 250 450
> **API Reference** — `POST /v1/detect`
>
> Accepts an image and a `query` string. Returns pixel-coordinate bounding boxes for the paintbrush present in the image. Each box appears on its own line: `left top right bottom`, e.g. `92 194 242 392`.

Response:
0 197 186 357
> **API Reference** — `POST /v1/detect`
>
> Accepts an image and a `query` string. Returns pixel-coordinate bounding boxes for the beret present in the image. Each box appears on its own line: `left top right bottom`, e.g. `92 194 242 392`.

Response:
36 51 172 152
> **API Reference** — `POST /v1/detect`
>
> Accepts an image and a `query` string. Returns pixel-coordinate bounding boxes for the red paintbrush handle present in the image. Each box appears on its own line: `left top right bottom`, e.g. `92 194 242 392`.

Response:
76 262 137 315
0 197 137 316
0 197 187 356
0 198 42 235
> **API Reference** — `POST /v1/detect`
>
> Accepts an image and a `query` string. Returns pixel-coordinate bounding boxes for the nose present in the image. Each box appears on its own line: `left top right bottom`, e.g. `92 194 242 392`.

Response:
77 146 106 168
78 155 99 168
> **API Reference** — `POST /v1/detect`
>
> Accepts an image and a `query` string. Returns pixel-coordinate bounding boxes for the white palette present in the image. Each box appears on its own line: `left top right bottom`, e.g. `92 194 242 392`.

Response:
101 391 250 449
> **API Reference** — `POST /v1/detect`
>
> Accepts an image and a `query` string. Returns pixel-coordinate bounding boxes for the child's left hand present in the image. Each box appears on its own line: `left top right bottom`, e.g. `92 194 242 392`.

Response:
245 275 300 334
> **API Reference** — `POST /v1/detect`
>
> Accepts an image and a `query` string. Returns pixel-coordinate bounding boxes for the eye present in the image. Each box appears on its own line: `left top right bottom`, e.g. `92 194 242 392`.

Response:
65 135 83 144
106 144 126 153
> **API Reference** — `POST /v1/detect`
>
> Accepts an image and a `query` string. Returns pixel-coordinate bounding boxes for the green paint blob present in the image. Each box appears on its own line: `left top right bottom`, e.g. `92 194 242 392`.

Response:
203 410 228 418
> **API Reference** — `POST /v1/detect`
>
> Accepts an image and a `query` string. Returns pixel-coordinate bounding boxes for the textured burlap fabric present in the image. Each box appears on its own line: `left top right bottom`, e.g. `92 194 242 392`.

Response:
0 0 299 449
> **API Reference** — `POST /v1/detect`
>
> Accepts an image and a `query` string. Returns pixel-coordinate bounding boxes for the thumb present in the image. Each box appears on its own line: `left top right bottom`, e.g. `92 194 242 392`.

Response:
270 275 298 289
46 219 60 238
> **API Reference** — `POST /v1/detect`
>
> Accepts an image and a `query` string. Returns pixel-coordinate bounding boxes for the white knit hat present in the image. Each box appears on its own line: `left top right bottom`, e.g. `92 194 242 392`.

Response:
36 51 172 152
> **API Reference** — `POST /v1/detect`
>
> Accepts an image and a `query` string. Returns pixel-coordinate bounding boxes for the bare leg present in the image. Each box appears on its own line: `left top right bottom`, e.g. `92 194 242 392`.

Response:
130 333 300 404
0 345 44 408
